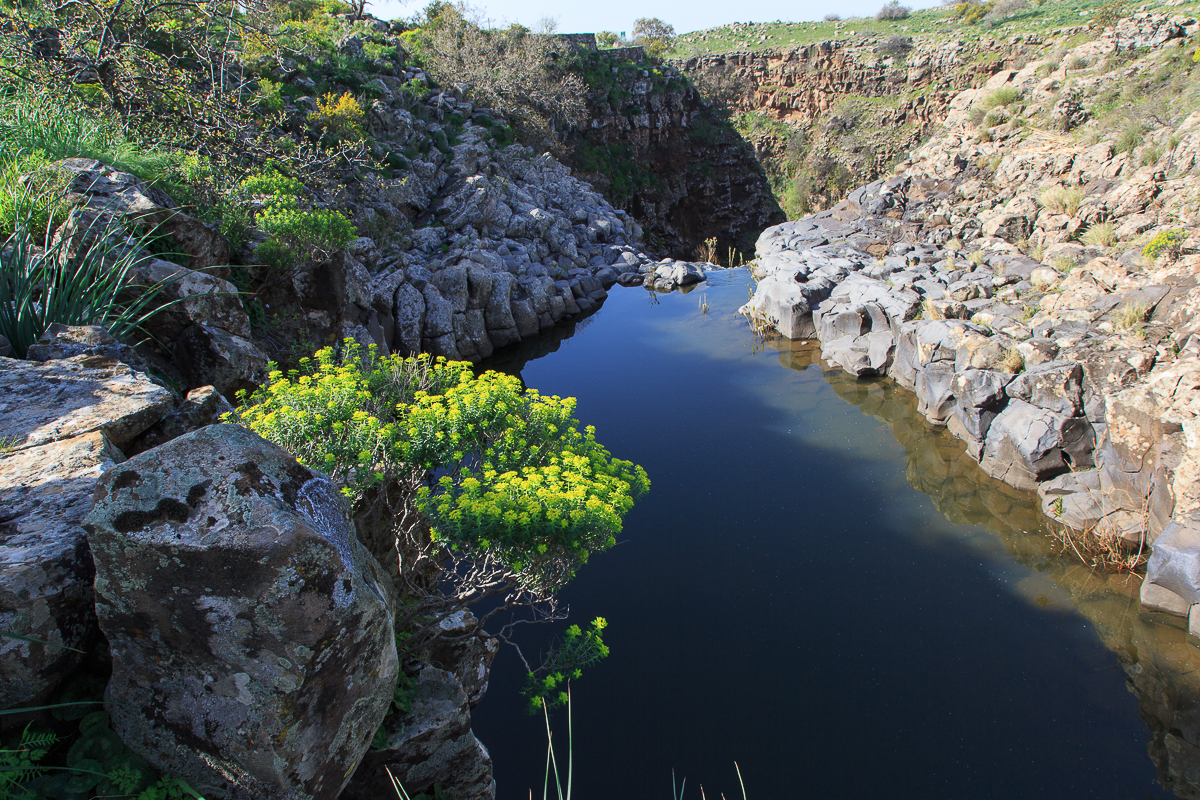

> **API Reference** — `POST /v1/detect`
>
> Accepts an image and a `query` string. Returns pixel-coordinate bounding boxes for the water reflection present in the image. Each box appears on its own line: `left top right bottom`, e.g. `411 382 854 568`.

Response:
769 335 1200 800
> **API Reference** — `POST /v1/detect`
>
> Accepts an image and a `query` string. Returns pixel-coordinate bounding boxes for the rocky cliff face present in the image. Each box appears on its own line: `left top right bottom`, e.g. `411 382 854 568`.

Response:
674 34 1041 214
739 13 1200 622
562 51 783 258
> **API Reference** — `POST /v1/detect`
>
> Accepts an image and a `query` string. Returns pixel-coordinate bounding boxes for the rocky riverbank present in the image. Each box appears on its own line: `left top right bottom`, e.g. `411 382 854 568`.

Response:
739 11 1200 623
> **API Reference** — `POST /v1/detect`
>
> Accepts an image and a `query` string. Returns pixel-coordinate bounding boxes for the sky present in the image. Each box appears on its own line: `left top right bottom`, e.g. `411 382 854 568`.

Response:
367 0 944 36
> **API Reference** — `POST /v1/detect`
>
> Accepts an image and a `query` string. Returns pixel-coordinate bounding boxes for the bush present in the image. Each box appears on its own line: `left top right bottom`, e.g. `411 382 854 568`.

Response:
877 35 914 56
956 0 993 24
984 0 1028 24
876 1 911 20
411 14 585 145
236 342 650 594
633 17 676 57
1113 120 1145 155
824 13 842 21
1142 228 1186 260
309 92 365 140
255 198 356 264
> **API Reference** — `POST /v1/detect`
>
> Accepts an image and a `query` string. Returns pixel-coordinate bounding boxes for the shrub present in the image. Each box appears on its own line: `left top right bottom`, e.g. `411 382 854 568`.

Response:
1081 221 1117 247
824 13 841 21
1038 185 1084 215
984 0 1028 23
957 0 993 24
632 17 676 57
236 342 650 596
239 168 305 198
1142 228 1186 260
255 198 356 264
309 92 365 140
876 0 911 19
878 35 914 56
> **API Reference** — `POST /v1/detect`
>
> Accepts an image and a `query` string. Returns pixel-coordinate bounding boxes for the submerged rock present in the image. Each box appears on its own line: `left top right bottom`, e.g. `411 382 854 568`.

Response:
85 424 398 800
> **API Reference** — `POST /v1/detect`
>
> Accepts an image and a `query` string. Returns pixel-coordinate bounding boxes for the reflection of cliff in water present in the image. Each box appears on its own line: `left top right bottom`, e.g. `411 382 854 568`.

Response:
771 336 1200 800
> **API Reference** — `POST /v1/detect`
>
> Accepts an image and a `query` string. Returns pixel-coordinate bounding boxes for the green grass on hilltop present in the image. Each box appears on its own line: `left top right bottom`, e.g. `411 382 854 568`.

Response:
669 0 1200 57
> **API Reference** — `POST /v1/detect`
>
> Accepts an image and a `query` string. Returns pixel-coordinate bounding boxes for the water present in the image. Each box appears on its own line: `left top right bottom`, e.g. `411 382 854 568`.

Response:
471 268 1199 799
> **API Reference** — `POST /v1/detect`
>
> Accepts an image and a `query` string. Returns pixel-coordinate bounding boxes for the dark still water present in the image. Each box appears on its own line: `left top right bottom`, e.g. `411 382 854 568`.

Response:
471 267 1198 800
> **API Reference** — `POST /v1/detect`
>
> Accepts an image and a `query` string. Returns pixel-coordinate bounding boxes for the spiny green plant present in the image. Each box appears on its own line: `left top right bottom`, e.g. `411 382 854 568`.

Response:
0 202 185 358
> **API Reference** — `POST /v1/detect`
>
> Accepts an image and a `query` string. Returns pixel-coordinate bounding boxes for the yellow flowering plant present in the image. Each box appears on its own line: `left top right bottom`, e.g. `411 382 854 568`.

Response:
235 338 649 593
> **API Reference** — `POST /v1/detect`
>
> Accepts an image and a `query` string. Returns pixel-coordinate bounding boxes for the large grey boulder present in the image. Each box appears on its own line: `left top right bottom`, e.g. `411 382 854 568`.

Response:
0 355 174 451
85 424 398 800
344 665 495 800
1146 518 1200 605
0 431 124 708
978 399 1096 489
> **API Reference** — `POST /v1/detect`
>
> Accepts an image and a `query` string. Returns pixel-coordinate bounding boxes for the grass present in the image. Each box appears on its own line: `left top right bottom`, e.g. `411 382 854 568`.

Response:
0 202 183 358
1038 186 1084 216
1080 221 1117 247
1001 346 1025 374
0 88 174 183
1114 300 1151 329
1052 255 1076 273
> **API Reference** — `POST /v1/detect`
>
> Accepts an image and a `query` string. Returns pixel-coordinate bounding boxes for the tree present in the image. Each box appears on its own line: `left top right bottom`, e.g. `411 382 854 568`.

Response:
597 30 625 48
632 16 675 57
876 0 911 19
0 0 273 119
413 7 588 144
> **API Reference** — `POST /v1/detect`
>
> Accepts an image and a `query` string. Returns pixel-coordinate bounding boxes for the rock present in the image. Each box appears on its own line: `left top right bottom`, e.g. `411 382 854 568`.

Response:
978 399 1095 489
1038 468 1103 530
51 158 231 272
0 335 12 359
172 325 269 399
1140 580 1192 617
127 386 238 455
26 324 146 368
0 355 173 452
0 431 124 708
344 665 495 800
1146 518 1200 606
1006 360 1085 416
85 424 398 800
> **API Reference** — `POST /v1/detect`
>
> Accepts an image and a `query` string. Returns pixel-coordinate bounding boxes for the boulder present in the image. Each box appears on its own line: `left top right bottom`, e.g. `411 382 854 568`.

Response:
85 424 398 800
1146 518 1200 606
978 399 1095 489
0 355 173 451
344 665 495 800
172 325 269 400
0 431 123 708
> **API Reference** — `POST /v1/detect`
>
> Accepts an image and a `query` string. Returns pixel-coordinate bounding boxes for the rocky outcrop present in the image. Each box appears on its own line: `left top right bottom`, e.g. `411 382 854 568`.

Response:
740 14 1200 621
345 665 495 800
0 430 124 708
565 51 782 256
0 346 178 709
675 33 1039 212
51 159 268 398
85 424 398 800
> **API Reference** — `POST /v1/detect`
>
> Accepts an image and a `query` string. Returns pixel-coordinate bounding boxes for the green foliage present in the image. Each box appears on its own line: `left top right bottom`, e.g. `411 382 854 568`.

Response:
309 92 366 140
632 17 676 58
255 198 356 264
236 342 649 592
573 143 659 202
979 86 1021 110
0 725 58 796
0 203 182 358
524 618 610 712
1143 228 1186 260
239 168 305 199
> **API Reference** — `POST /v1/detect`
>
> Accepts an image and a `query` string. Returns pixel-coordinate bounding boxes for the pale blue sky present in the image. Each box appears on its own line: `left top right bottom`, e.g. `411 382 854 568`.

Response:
368 0 943 35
